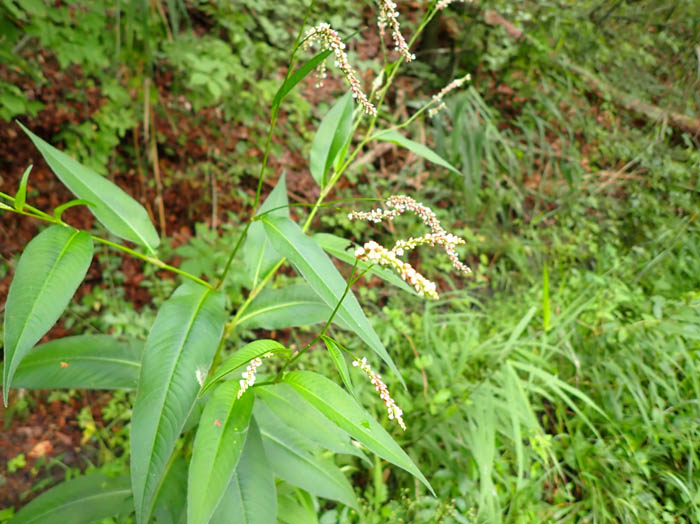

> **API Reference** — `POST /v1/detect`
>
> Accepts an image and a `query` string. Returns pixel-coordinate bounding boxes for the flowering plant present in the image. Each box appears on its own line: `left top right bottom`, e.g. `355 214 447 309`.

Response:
2 1 471 522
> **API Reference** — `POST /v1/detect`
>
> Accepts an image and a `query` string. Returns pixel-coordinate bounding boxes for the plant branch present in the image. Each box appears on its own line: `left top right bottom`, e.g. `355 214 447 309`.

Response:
0 195 212 289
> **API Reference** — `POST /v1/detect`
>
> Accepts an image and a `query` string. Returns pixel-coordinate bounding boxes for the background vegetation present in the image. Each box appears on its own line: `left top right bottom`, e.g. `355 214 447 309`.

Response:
1 0 699 522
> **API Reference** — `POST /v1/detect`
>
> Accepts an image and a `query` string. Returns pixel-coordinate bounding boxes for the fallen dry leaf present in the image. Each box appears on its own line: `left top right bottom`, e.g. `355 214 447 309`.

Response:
27 440 53 459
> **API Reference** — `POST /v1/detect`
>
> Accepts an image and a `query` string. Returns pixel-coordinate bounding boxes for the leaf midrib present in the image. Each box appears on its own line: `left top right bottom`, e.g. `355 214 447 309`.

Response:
40 137 154 249
138 288 213 521
264 218 399 380
286 373 429 488
5 229 84 396
237 298 325 325
262 218 357 328
20 356 140 368
214 341 286 377
260 428 354 505
25 485 131 523
192 387 250 524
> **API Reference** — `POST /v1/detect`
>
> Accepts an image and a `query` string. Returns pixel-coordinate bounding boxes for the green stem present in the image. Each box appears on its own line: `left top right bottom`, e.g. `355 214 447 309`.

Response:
0 191 54 221
91 237 214 289
210 257 285 373
1 195 211 289
212 0 318 333
368 6 439 136
252 0 316 211
216 221 251 289
277 260 366 379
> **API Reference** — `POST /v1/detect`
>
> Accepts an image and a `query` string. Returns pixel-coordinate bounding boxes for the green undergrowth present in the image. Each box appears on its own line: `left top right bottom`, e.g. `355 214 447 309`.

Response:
2 0 699 522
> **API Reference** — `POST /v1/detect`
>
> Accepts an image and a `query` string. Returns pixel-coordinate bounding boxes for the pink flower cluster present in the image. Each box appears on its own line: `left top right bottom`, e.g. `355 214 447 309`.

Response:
304 23 376 116
376 0 415 62
353 356 406 430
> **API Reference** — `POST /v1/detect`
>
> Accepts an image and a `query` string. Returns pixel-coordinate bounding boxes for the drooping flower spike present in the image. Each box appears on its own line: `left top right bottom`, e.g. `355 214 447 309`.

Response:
303 23 376 116
428 73 472 117
353 356 406 430
376 0 415 62
349 195 471 299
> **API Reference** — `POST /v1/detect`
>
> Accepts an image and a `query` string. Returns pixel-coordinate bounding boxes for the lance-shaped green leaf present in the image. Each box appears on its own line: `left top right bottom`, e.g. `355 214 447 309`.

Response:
10 335 143 390
236 284 350 331
243 174 288 288
272 49 332 119
188 380 254 524
3 225 93 405
314 233 416 295
130 283 226 524
210 418 276 524
374 129 460 175
153 455 188 524
262 216 403 385
284 370 433 494
8 473 132 524
255 401 358 508
200 339 289 397
255 384 365 460
310 92 354 187
19 122 159 251
13 164 32 211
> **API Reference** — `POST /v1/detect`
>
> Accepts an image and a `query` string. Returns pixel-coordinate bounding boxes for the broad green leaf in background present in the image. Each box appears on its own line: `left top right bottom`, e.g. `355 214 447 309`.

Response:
8 474 132 524
262 216 403 385
374 129 461 175
13 164 32 211
314 233 416 295
322 336 356 398
200 339 289 396
210 418 276 524
255 402 358 508
285 370 433 493
243 173 287 288
19 122 159 252
236 284 350 331
2 225 93 405
130 283 226 524
256 384 366 460
310 91 354 187
10 335 143 390
188 380 254 524
152 455 188 524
